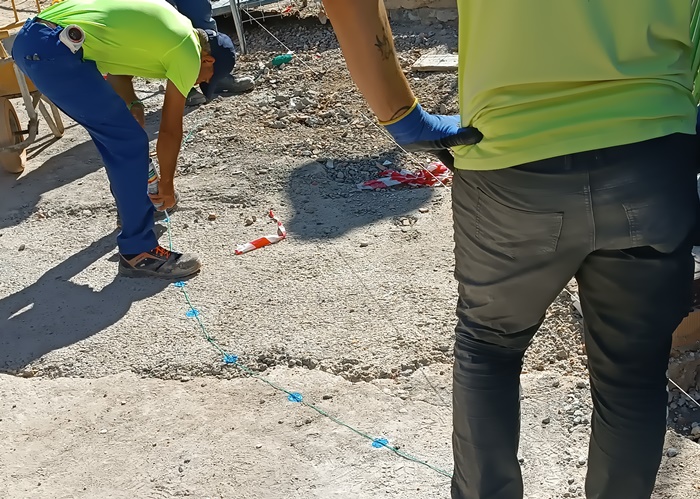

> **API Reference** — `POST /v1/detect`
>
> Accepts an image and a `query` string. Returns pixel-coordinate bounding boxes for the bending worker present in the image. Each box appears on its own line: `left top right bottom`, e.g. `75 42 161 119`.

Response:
12 0 236 279
323 1 699 499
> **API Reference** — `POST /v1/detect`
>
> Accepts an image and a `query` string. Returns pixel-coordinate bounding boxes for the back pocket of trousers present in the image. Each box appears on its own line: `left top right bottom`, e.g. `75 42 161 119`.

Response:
475 187 563 260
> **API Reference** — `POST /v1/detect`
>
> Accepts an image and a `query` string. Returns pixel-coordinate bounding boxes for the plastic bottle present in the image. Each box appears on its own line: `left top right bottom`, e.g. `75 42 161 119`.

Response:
148 158 163 209
271 53 293 67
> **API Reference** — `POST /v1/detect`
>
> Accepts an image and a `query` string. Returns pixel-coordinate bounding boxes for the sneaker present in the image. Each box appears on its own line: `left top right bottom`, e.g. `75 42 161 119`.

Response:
186 87 207 106
215 74 255 94
118 246 201 279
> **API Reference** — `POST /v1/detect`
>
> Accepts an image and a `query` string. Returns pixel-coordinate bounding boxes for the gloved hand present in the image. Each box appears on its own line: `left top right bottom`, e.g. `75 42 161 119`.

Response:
381 99 463 147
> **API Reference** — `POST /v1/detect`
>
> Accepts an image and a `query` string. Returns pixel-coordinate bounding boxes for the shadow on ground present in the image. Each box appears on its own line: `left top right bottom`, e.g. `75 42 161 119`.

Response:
0 230 171 373
284 160 436 240
0 106 195 230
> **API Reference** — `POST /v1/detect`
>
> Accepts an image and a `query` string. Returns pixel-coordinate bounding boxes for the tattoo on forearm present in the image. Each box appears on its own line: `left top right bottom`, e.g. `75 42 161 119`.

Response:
374 25 394 60
388 105 412 122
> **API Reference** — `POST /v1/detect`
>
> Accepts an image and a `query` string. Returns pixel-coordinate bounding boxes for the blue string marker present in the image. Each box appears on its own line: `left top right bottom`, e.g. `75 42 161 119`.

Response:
288 392 303 403
372 438 389 449
161 211 453 479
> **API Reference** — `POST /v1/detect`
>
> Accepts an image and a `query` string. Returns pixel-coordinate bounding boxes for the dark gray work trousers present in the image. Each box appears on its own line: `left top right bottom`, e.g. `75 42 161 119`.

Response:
450 133 699 499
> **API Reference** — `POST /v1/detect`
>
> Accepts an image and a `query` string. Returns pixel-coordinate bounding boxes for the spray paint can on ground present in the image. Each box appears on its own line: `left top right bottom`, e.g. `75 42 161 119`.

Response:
148 158 163 209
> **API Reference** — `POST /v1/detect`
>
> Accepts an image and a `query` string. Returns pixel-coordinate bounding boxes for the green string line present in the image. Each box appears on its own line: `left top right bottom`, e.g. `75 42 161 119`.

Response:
162 212 453 480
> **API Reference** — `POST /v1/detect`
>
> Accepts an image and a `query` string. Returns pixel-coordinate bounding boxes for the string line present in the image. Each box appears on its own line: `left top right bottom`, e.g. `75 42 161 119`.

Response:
162 212 453 479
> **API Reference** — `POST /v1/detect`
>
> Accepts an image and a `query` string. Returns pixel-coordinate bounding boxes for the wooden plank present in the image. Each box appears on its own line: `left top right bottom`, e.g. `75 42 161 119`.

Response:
412 53 459 72
674 310 700 349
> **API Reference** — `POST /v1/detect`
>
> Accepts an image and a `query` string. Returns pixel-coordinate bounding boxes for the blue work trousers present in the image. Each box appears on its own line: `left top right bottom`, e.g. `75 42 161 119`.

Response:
166 0 217 31
12 19 157 255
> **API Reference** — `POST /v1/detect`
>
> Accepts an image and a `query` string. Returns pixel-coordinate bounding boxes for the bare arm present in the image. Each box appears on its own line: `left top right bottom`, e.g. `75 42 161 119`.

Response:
156 80 185 189
106 74 144 127
106 74 138 103
322 0 415 122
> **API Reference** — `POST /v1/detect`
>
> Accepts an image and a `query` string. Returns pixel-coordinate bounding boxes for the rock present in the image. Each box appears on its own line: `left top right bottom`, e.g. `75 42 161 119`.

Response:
336 172 345 180
542 417 551 425
300 97 316 108
255 444 263 449
575 381 586 389
552 380 561 388
418 208 429 213
180 376 191 382
290 98 305 110
244 218 255 226
207 213 217 221
577 458 587 466
667 448 679 458
82 209 93 217
257 169 269 175
99 429 107 434
401 219 411 226
692 426 700 436
120 400 127 406
556 349 569 360
573 410 583 417
178 465 184 473
269 121 287 129
398 408 408 414
322 394 333 400
359 241 369 248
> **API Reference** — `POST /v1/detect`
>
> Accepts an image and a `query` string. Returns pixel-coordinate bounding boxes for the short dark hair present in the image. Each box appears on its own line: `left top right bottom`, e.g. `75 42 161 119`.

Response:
195 28 211 55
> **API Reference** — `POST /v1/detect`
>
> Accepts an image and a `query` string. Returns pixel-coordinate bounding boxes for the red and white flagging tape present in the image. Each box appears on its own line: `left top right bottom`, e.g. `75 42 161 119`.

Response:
234 210 287 255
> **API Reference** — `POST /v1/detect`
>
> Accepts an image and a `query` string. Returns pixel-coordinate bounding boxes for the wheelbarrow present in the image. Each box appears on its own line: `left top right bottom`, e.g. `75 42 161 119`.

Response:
0 3 65 174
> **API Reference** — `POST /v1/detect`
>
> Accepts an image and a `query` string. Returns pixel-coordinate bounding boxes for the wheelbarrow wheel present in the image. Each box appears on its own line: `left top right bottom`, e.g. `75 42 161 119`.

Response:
0 96 26 174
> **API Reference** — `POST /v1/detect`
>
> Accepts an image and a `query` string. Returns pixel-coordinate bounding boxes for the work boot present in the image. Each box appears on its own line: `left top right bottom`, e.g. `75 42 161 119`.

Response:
186 87 207 106
118 246 201 279
215 74 255 94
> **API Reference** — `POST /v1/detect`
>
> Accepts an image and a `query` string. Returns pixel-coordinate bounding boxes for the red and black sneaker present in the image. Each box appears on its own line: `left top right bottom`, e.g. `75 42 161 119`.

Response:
118 246 201 279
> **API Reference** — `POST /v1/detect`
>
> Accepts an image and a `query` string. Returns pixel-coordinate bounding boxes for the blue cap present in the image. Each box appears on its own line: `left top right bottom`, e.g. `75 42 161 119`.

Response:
199 30 236 100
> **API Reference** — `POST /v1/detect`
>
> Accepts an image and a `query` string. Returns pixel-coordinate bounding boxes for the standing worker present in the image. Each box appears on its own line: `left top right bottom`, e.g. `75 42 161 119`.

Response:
165 0 255 106
323 1 700 498
12 0 236 278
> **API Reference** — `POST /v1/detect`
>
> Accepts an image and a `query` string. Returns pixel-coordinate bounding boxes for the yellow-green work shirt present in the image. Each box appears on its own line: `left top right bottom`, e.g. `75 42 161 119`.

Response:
40 0 201 97
455 0 698 170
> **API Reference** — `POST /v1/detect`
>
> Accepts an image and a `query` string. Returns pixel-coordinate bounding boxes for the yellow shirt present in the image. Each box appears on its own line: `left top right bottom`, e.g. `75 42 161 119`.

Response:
455 0 698 170
40 0 201 97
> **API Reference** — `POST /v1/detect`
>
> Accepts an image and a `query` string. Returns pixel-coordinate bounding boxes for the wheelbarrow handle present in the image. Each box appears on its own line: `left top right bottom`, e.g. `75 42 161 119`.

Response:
403 127 483 171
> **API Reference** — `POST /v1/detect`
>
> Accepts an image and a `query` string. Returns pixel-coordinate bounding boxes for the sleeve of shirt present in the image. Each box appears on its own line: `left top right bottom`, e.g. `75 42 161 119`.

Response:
162 35 201 98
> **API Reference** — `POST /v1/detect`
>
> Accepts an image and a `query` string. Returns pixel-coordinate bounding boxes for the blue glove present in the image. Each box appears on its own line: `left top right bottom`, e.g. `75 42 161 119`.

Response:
382 100 463 147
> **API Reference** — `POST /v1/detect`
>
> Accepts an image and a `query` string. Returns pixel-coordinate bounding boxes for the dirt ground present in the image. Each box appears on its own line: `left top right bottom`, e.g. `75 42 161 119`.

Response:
1 2 700 498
